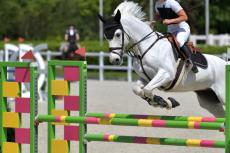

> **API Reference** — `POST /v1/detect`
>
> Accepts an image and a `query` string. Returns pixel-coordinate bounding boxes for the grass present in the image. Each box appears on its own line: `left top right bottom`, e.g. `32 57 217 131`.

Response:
0 40 109 52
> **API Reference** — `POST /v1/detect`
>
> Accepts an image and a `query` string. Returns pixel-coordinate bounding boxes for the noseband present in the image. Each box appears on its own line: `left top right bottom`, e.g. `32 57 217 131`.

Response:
104 23 125 59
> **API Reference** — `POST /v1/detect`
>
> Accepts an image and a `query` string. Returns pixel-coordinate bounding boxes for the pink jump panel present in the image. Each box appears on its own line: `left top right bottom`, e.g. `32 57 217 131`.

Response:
64 66 79 81
15 68 30 82
15 98 30 113
64 125 79 141
64 96 79 111
15 128 30 144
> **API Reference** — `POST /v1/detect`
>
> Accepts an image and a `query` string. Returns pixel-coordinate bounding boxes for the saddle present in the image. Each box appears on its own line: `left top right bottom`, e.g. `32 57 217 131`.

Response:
160 34 208 91
165 33 208 69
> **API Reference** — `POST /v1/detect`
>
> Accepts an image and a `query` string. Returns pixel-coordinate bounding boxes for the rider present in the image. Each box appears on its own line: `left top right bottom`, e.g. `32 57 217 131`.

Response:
64 25 80 57
154 0 198 73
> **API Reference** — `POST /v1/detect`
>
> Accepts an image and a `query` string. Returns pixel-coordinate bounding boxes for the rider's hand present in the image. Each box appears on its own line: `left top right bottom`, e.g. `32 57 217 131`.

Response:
163 19 172 25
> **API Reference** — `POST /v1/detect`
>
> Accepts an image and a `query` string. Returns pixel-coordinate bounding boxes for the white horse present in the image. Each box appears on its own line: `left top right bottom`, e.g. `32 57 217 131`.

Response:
99 2 226 113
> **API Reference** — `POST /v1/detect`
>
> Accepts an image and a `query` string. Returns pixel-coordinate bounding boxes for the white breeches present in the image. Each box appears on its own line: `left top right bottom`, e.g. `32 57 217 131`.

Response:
169 26 191 47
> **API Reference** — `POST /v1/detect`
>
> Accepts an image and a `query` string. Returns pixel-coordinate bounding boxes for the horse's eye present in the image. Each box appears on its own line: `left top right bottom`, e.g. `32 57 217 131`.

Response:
115 33 121 38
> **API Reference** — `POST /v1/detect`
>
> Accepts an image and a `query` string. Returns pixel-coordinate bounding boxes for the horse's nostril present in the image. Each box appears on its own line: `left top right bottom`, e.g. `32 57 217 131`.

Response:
115 58 119 62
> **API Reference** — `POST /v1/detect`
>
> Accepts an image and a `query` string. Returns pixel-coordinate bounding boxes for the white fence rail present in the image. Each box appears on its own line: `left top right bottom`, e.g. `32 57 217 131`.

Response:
1 50 229 83
38 51 229 83
190 34 230 46
41 51 133 82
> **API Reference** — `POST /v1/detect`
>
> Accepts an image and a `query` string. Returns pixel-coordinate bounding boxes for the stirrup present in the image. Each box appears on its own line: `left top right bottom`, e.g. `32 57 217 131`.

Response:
185 59 198 73
192 65 198 73
185 59 193 68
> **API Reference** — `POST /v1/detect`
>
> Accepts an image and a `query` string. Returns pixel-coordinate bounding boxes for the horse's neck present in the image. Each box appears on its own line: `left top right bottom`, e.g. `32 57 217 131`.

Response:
122 16 159 55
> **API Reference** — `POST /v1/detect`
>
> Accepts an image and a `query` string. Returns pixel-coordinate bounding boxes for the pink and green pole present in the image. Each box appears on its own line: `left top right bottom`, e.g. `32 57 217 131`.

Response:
37 115 223 130
85 133 225 148
226 64 230 153
86 112 225 123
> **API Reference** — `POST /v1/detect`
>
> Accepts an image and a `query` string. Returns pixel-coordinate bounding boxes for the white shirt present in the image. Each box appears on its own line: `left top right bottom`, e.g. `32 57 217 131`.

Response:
155 0 190 33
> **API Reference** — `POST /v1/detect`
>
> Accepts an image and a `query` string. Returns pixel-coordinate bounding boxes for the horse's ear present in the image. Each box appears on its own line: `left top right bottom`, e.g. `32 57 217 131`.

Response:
114 10 121 22
98 14 105 23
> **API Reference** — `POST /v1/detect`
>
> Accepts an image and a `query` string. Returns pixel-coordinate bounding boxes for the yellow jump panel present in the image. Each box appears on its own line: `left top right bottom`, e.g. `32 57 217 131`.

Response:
51 80 69 96
52 140 68 153
3 142 19 153
3 82 20 97
3 112 20 128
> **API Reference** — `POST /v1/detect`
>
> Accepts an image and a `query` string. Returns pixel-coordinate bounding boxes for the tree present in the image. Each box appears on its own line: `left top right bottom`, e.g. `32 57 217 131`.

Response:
0 0 229 40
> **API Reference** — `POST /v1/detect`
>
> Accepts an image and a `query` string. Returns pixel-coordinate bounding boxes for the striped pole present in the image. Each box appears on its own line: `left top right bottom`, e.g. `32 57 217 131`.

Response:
37 115 223 130
85 133 225 148
226 64 230 153
86 112 225 123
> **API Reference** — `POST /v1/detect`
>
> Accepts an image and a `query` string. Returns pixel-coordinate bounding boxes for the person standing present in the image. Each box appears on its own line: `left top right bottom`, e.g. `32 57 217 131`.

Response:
64 25 80 58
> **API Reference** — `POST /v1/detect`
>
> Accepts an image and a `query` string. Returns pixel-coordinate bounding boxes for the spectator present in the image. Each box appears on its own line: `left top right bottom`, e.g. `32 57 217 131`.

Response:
63 25 80 58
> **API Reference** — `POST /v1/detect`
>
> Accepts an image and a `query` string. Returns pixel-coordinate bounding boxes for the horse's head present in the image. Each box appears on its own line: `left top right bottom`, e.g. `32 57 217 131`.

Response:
98 10 128 65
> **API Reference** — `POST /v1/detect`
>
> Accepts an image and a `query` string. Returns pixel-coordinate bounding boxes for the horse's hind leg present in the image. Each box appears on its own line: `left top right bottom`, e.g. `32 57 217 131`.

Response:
212 78 225 104
195 88 225 117
211 87 225 104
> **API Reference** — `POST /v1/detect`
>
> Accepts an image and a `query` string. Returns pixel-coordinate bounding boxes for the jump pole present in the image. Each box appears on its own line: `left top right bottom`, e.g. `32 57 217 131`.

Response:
226 64 230 153
86 112 225 123
37 115 223 130
85 133 225 148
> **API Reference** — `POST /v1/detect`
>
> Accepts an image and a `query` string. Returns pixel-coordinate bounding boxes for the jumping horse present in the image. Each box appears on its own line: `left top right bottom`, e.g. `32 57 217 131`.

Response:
98 2 226 111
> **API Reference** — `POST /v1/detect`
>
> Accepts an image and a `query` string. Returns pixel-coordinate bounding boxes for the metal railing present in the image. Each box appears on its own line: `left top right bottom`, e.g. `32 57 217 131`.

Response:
41 51 133 82
190 34 230 46
1 46 230 83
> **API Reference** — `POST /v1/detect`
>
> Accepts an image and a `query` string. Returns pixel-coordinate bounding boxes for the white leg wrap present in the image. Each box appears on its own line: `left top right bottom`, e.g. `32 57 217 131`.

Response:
165 99 173 110
132 85 144 98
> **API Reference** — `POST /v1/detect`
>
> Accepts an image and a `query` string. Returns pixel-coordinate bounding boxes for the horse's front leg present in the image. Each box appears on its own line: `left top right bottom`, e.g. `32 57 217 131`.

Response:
132 78 168 108
132 78 147 98
143 69 171 97
143 69 179 109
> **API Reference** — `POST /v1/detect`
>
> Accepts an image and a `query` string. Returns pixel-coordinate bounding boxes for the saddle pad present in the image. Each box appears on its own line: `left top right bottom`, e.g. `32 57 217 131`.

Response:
191 52 208 69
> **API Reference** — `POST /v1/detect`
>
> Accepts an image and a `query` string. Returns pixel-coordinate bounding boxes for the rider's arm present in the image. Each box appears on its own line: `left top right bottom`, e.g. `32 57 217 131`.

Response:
163 9 188 25
162 0 188 25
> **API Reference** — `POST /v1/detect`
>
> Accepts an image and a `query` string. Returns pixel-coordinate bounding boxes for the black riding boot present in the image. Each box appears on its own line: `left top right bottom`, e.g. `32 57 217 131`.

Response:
180 45 198 73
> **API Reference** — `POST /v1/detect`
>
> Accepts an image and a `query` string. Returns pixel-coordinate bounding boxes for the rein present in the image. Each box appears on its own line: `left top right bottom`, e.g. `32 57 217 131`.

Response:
108 23 166 81
125 30 166 81
138 33 166 81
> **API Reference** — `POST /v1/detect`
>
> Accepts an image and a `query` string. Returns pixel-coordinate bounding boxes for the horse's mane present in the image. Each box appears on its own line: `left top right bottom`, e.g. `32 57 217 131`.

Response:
113 1 146 22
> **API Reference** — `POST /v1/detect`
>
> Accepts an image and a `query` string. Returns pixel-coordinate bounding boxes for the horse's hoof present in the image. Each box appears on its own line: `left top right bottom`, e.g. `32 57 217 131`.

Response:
153 95 168 108
167 97 180 108
142 96 159 107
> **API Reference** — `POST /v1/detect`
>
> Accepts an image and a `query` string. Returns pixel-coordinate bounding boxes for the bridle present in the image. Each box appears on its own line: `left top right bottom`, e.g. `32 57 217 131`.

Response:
106 22 166 81
106 24 125 59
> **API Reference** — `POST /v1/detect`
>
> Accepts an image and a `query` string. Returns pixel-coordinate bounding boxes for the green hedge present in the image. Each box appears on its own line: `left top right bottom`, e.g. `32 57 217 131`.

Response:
0 40 109 52
0 40 228 54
